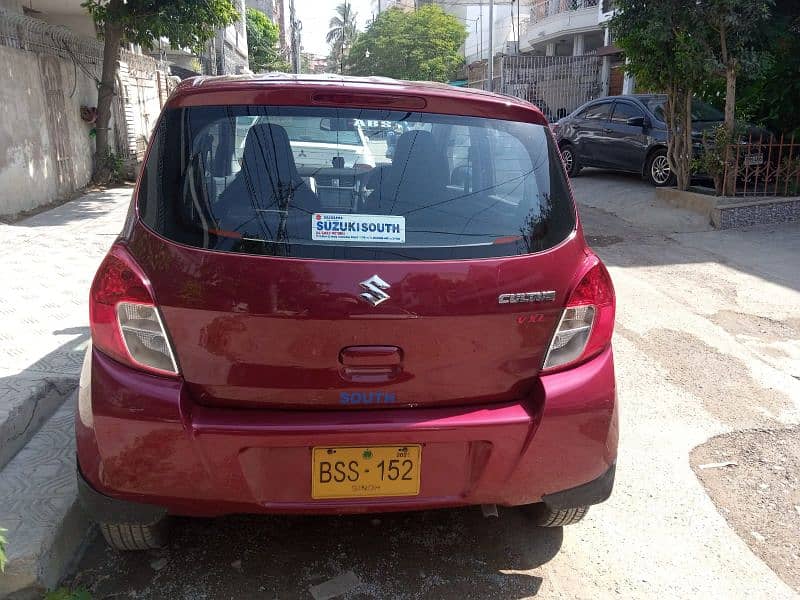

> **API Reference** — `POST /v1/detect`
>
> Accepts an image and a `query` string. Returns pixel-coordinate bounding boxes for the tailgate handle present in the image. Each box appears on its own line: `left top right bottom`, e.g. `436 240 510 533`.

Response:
339 346 403 382
340 346 402 367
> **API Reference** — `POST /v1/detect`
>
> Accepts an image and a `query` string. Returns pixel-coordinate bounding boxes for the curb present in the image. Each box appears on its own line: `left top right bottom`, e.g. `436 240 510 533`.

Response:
0 395 92 599
0 376 77 471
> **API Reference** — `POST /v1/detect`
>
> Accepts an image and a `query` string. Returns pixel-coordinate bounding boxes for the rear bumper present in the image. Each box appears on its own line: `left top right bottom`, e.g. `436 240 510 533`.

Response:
76 346 618 518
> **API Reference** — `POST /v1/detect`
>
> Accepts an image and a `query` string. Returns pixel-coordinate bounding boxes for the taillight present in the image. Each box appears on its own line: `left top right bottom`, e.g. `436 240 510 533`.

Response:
90 245 179 376
542 259 615 372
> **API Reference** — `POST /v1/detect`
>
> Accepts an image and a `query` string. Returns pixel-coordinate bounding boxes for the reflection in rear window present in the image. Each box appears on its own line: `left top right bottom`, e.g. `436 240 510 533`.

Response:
138 106 575 260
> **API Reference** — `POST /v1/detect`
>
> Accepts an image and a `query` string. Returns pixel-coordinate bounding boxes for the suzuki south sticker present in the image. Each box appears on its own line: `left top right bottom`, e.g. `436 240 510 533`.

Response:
312 213 405 243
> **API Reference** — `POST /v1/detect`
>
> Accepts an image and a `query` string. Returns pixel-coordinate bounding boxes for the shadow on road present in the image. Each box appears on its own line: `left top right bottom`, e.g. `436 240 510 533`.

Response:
72 507 563 599
5 185 132 228
572 171 800 293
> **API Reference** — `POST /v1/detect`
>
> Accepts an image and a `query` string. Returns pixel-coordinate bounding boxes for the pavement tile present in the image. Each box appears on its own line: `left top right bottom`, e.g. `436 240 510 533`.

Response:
0 187 130 597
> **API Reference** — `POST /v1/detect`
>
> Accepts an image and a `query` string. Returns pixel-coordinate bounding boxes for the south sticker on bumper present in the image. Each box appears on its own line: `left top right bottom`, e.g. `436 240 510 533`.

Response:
312 213 405 243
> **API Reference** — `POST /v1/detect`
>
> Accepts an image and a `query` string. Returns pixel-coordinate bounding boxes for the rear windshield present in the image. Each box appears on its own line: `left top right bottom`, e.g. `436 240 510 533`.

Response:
138 106 575 260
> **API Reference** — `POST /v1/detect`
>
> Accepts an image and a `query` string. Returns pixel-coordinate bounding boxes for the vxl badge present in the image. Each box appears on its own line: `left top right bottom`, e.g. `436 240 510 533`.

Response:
359 275 391 306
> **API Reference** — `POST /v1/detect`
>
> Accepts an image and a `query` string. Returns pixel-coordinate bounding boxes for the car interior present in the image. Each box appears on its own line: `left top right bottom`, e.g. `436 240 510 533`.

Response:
167 111 558 251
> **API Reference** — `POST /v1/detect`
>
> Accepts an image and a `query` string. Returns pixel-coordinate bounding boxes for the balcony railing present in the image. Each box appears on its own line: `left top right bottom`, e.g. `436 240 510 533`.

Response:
529 0 599 25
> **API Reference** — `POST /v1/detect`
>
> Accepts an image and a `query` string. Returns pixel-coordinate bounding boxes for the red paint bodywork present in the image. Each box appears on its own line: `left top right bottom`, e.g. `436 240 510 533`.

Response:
76 75 618 515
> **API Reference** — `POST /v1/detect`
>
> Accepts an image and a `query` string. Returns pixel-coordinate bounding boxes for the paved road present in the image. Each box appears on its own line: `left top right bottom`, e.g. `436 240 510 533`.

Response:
62 173 800 599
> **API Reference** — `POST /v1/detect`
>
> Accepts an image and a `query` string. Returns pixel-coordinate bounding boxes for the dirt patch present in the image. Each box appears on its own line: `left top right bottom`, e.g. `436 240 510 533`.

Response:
614 326 790 427
711 310 800 344
691 427 800 592
586 234 624 248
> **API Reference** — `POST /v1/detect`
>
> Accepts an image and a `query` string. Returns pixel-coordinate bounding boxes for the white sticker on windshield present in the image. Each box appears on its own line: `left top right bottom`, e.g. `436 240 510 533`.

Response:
312 213 406 243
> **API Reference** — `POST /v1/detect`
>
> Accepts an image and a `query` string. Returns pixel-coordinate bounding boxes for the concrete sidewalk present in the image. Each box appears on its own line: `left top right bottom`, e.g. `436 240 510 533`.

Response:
0 186 131 597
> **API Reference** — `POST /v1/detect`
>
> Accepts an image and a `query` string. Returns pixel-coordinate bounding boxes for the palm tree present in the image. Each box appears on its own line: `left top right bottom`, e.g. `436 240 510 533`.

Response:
326 2 358 73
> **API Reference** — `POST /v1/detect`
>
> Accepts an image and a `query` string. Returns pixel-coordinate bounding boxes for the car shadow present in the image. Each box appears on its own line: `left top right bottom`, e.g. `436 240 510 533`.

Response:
72 507 562 598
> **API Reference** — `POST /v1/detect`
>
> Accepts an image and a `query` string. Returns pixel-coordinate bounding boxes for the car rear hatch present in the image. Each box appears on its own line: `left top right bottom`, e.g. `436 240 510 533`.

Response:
129 102 584 410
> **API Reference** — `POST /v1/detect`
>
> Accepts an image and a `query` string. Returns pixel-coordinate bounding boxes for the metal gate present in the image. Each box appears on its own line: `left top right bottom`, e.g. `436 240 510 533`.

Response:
38 54 75 197
469 54 604 122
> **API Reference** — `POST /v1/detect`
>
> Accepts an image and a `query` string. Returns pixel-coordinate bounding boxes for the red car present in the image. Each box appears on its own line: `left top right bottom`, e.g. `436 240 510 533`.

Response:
76 75 618 550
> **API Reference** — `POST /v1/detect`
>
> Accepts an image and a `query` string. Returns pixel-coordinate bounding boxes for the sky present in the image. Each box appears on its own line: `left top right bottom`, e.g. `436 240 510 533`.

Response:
295 0 374 57
293 1 511 64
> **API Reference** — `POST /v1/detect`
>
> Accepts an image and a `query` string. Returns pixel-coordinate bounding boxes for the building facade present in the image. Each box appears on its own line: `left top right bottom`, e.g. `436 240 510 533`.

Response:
247 0 276 20
372 0 417 14
0 0 248 217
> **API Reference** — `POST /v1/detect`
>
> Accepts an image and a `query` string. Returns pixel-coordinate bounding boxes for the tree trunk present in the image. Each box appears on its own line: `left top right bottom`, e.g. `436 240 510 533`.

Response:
679 90 692 190
724 62 736 135
722 62 737 196
94 16 124 184
665 85 692 191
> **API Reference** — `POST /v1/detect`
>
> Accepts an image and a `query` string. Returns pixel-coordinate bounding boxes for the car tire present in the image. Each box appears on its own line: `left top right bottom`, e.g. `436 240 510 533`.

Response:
99 520 169 551
527 504 589 527
646 149 675 187
559 143 581 177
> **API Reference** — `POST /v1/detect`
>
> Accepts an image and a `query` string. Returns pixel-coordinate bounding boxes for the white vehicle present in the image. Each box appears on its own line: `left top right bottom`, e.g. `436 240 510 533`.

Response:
234 116 375 170
272 117 376 171
231 116 376 211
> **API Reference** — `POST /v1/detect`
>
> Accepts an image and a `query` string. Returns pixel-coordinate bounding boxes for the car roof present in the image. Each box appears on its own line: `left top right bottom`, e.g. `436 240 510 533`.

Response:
167 73 548 124
587 94 664 103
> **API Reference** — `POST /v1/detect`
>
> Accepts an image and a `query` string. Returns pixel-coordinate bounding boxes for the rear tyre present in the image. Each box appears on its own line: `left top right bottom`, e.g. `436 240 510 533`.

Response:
528 504 589 527
99 519 169 551
559 143 581 177
646 149 674 186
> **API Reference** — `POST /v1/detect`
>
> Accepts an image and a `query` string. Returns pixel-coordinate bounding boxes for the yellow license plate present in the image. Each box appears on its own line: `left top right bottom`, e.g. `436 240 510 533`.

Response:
311 445 422 499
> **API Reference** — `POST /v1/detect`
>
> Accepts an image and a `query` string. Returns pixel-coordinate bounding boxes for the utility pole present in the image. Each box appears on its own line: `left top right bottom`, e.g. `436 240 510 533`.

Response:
487 0 494 91
289 0 301 74
479 0 483 66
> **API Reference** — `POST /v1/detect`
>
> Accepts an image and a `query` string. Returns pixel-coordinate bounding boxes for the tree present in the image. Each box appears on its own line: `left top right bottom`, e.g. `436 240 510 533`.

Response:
326 1 358 74
348 5 467 82
698 0 772 195
83 0 239 183
698 0 772 136
610 1 708 190
701 1 800 135
246 7 289 73
737 3 800 136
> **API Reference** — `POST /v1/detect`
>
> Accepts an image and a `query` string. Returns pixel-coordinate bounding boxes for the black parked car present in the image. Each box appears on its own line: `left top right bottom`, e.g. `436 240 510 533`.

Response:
553 94 768 186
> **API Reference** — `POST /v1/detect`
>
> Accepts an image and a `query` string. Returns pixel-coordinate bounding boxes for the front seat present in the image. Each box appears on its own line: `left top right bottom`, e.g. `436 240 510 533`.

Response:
215 123 319 240
374 130 449 215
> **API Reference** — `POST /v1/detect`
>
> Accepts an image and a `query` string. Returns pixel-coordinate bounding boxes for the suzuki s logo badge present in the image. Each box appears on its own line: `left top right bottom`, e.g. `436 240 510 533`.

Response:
359 275 391 307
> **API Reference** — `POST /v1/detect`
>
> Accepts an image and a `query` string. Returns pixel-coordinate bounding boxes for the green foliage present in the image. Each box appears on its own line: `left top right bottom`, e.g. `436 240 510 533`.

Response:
610 1 707 94
348 5 467 82
610 0 709 189
0 526 6 572
82 0 240 53
44 588 92 600
693 3 797 135
105 152 125 183
698 0 771 71
734 7 800 135
246 8 289 73
691 124 739 194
